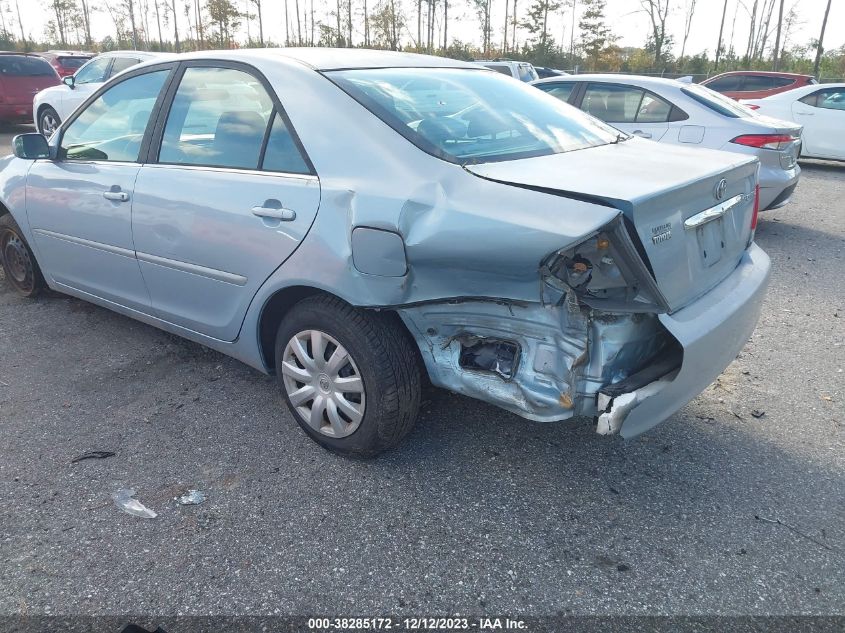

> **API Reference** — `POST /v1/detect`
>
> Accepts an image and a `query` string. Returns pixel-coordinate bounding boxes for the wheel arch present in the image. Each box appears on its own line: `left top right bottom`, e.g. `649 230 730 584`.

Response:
256 285 423 377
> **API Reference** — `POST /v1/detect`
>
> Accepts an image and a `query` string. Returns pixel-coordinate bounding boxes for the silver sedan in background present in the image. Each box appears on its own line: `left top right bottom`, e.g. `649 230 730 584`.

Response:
0 49 769 456
533 74 803 211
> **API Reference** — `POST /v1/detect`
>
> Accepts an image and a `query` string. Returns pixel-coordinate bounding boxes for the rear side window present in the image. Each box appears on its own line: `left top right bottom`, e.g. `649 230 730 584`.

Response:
770 77 796 88
59 57 90 70
0 55 55 77
742 75 775 91
483 64 513 77
59 70 169 161
582 83 675 123
705 75 743 92
536 82 575 103
158 66 311 173
109 57 140 78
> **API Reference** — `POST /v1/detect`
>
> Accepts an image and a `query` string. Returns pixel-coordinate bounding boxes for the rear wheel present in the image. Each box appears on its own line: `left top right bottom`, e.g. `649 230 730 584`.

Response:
38 106 61 137
0 214 45 298
275 294 421 457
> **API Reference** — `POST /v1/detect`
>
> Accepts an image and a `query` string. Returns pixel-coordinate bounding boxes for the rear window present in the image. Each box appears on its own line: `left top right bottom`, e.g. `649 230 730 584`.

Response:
517 64 538 82
682 83 754 118
328 67 619 165
483 64 513 77
58 57 91 70
0 55 55 77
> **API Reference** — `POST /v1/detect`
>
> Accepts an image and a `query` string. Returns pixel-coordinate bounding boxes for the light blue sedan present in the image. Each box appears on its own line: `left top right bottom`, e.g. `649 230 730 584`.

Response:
0 49 770 456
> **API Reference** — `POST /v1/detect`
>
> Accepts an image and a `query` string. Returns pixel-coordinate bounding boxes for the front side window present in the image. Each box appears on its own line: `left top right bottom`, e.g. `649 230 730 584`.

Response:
537 82 575 103
109 57 140 78
329 67 619 165
159 66 275 170
75 57 111 84
0 55 55 77
59 70 169 161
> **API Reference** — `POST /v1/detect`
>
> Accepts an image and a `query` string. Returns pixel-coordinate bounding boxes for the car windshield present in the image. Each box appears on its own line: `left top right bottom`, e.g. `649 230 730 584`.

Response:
328 67 620 164
682 83 756 118
0 55 55 76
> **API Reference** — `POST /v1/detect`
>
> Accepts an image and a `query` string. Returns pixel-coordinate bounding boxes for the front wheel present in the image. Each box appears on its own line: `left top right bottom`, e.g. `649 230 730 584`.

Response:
38 106 61 137
275 294 421 457
0 214 45 298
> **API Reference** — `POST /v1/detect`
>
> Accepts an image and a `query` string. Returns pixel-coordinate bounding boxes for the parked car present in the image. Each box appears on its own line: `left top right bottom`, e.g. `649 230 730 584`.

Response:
701 71 817 100
37 50 94 78
0 49 770 456
532 74 802 210
534 66 569 79
472 59 539 82
33 50 164 137
0 53 60 125
742 84 845 162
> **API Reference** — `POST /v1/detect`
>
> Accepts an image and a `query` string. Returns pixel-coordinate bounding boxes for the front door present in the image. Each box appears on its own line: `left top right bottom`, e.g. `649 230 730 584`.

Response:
132 64 320 341
26 67 172 310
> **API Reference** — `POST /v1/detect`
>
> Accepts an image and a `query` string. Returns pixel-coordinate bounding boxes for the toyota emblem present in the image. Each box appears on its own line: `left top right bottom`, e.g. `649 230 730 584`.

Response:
714 178 728 200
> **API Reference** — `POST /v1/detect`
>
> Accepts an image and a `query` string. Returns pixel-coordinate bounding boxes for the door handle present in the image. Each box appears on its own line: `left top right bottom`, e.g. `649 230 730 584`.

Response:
252 200 296 221
632 130 652 139
795 112 814 116
103 191 129 202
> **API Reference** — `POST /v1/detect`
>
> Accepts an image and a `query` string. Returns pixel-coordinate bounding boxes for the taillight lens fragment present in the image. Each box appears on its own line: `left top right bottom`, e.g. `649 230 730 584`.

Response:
731 134 797 150
751 184 760 231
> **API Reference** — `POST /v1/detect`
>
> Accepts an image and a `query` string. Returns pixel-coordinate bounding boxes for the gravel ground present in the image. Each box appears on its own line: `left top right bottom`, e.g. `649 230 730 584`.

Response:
0 125 843 617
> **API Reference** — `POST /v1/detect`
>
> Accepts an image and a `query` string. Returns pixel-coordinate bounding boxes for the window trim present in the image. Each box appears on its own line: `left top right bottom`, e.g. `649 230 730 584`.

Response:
145 59 316 177
54 61 179 164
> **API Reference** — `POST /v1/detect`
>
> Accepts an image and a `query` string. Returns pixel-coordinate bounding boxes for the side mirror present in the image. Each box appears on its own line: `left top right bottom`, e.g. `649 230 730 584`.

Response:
13 133 50 160
63 75 75 89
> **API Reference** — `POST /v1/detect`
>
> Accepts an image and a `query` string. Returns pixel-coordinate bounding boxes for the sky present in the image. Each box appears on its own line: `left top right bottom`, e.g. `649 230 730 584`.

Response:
10 0 844 62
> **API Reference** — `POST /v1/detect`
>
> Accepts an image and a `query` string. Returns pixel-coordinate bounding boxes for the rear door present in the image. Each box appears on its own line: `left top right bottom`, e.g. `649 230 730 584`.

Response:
26 66 173 310
132 62 320 341
580 83 670 140
793 87 845 160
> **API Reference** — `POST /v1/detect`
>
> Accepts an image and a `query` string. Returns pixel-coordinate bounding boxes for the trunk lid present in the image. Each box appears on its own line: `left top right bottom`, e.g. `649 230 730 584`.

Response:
466 138 759 312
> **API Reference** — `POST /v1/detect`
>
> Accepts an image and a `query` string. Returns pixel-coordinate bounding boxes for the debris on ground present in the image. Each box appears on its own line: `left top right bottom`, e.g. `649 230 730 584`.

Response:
754 514 838 553
71 450 116 464
113 488 158 519
177 490 206 506
751 409 766 418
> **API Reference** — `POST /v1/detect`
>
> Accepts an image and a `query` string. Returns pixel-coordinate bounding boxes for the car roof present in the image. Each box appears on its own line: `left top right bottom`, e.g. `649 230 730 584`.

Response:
705 70 814 80
169 48 478 71
532 73 684 89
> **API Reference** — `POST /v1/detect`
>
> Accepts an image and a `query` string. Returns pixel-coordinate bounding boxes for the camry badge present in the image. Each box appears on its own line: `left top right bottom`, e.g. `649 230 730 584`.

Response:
714 178 728 200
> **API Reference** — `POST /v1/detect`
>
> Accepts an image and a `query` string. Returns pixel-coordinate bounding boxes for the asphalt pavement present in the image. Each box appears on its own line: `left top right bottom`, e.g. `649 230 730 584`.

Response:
0 124 843 617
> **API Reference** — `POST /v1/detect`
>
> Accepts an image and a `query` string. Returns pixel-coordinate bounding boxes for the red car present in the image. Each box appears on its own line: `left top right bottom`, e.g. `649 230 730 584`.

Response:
37 50 94 78
701 71 817 100
0 53 60 124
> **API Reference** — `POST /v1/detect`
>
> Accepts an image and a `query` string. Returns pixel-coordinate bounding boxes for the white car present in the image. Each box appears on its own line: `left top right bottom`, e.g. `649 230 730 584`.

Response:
33 51 165 137
742 84 845 162
532 74 803 210
473 60 539 82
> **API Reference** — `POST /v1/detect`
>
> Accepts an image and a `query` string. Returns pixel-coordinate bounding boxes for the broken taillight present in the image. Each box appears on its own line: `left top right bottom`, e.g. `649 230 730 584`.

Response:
731 134 796 150
747 184 760 246
745 104 761 110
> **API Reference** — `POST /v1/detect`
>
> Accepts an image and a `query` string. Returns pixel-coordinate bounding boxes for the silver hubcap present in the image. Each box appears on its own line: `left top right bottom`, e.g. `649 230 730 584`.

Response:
281 329 365 438
41 112 58 136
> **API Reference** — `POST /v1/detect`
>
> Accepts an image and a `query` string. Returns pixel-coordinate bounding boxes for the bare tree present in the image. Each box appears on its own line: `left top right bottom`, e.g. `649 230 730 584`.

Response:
639 0 670 65
14 0 25 44
713 0 728 71
771 0 784 68
502 0 508 53
678 0 695 60
172 0 180 50
813 0 832 77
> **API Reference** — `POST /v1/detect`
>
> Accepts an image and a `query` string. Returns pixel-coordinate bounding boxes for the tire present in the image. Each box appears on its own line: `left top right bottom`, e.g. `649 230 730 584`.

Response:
275 294 421 457
0 214 45 298
38 106 61 138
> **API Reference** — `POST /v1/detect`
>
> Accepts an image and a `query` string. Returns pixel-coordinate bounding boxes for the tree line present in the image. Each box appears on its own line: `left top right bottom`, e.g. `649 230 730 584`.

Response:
0 0 840 79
